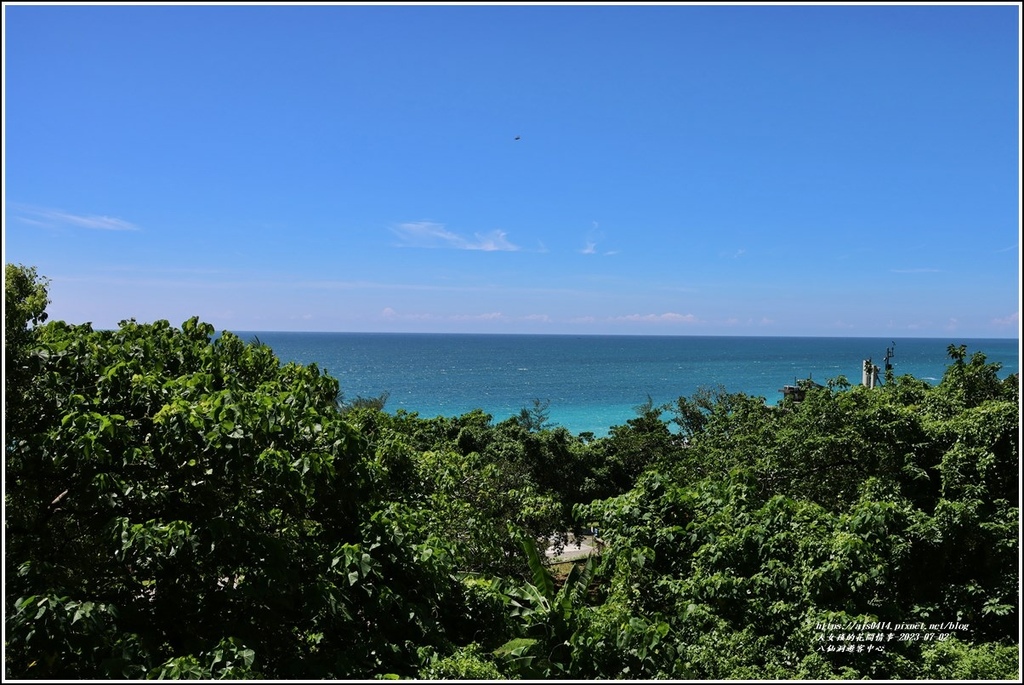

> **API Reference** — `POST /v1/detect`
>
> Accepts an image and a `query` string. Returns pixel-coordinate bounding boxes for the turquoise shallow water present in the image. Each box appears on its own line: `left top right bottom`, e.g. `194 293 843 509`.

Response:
234 333 1019 437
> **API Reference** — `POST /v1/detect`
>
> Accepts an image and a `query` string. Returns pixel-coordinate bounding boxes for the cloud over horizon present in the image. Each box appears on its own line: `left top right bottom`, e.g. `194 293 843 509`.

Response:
992 312 1019 327
614 312 699 324
379 307 507 323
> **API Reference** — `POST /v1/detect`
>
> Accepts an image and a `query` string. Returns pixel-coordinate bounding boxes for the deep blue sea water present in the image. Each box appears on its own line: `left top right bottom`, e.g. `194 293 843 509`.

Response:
235 333 1020 437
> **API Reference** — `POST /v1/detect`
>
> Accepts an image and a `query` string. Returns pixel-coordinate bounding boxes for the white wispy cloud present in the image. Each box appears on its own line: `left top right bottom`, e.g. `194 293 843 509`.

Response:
378 309 556 325
992 312 1019 327
580 242 619 256
581 224 618 256
379 308 507 323
614 312 698 324
452 312 505 321
391 221 519 251
472 232 518 252
14 205 140 231
719 317 778 328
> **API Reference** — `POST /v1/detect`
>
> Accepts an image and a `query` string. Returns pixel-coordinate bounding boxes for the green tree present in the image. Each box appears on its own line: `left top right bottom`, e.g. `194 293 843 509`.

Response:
565 349 1018 679
4 263 50 354
514 398 553 432
4 263 51 437
4 315 481 679
588 398 682 498
492 537 598 678
419 642 505 679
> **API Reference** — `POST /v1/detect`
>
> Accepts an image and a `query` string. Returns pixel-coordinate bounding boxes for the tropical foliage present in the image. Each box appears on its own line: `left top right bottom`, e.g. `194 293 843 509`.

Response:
4 264 1019 679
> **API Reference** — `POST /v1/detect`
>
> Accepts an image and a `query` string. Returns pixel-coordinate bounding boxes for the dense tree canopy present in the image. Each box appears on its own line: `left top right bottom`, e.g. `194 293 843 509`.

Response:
4 264 1019 680
4 264 50 438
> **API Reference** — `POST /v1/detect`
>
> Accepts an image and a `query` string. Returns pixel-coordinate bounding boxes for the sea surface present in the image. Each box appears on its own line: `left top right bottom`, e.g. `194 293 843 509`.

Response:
234 333 1020 437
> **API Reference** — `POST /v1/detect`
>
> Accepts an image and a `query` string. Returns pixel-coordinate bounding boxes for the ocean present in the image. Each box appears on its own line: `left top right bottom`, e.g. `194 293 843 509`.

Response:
234 333 1020 437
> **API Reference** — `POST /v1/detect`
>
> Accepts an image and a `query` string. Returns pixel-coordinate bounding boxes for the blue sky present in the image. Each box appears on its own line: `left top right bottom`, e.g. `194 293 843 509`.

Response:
3 2 1021 337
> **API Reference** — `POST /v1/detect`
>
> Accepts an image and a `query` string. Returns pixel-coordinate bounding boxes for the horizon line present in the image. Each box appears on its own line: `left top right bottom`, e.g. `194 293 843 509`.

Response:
218 329 1022 342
